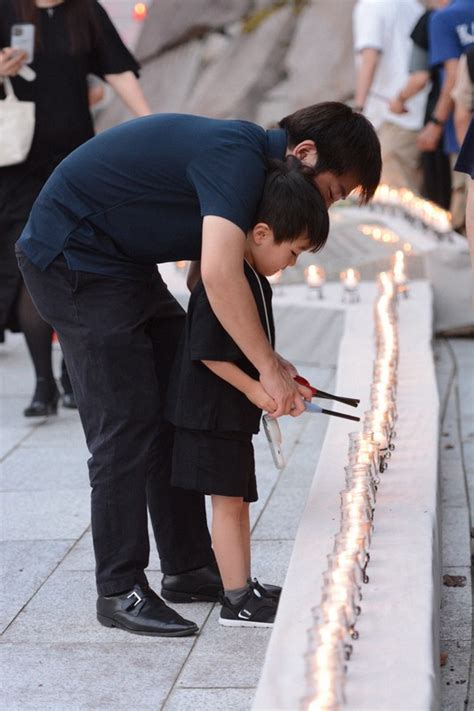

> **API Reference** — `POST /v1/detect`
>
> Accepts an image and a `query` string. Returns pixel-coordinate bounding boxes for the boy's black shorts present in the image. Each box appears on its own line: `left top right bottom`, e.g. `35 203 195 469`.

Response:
171 428 258 503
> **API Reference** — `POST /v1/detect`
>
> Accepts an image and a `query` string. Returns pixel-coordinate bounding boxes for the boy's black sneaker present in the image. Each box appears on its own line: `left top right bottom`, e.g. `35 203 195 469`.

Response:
219 580 278 628
251 578 281 601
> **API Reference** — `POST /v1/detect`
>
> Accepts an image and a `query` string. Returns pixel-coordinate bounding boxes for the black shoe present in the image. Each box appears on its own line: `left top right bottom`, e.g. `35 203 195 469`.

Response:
62 391 77 409
219 580 278 628
161 564 223 603
251 578 282 601
161 565 282 603
97 584 198 637
24 379 60 417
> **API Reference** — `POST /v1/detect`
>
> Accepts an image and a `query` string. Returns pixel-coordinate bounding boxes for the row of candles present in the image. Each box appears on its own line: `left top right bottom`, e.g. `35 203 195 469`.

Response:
356 184 453 239
302 268 402 710
302 250 409 303
176 248 410 305
357 223 413 258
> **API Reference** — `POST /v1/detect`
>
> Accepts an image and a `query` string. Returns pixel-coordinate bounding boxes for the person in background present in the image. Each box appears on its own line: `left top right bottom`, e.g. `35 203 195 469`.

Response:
418 0 474 230
388 0 452 209
454 117 474 270
451 46 474 146
352 0 428 192
0 0 151 416
166 159 330 627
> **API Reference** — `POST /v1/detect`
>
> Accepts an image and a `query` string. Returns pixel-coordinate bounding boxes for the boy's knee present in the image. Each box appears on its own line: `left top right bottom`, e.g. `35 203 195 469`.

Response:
212 495 245 513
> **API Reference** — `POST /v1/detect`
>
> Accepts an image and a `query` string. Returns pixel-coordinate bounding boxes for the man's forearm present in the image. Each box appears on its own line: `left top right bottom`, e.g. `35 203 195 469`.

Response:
204 266 275 374
200 215 301 417
400 71 430 101
201 216 276 376
431 59 458 123
354 48 380 109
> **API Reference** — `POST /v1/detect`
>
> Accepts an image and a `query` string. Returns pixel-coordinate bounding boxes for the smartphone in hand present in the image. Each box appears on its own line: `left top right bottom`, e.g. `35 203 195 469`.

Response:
11 23 35 64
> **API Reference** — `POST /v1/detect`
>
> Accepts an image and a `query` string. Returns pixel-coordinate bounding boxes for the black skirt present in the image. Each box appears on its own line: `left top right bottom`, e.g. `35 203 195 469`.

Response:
0 158 62 337
172 428 258 503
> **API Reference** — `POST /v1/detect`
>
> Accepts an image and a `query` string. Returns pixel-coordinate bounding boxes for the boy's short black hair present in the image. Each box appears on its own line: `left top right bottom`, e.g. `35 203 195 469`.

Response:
255 157 329 253
279 102 381 204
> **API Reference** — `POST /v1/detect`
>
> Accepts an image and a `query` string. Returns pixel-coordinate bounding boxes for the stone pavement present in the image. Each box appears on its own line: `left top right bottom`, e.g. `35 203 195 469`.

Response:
1 331 472 709
435 338 474 711
0 332 334 710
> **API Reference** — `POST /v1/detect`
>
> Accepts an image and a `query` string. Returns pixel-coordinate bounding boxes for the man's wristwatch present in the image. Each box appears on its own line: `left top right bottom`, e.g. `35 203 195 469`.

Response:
430 116 445 127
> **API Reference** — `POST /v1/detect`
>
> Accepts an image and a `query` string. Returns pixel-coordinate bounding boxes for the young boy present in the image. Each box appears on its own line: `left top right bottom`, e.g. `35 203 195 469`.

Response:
166 159 329 627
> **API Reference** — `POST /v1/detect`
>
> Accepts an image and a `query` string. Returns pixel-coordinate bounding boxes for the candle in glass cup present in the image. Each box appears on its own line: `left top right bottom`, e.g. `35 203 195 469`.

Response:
340 489 372 514
313 602 350 630
340 268 360 303
341 517 373 546
391 250 409 297
332 535 370 576
314 621 349 647
321 584 360 627
323 568 361 597
327 552 365 588
347 453 380 484
305 264 325 287
340 268 359 289
345 477 376 508
305 665 346 711
340 502 373 530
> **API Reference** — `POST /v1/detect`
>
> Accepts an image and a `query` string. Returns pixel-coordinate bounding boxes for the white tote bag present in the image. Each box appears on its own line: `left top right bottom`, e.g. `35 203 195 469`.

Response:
0 77 35 167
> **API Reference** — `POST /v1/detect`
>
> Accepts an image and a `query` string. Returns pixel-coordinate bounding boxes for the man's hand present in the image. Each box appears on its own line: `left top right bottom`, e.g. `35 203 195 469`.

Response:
417 121 443 152
274 352 298 377
260 358 308 418
0 47 27 76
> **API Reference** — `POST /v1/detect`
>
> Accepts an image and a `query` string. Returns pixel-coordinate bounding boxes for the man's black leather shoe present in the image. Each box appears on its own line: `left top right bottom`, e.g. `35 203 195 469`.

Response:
96 584 198 636
161 565 282 603
161 564 223 603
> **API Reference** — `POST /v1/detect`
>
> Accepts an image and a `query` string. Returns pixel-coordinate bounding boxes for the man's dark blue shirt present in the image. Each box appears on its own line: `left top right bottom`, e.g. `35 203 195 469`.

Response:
18 114 288 279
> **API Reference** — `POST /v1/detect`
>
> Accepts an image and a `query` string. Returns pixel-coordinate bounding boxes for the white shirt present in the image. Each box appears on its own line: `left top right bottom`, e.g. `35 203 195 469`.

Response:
353 0 429 131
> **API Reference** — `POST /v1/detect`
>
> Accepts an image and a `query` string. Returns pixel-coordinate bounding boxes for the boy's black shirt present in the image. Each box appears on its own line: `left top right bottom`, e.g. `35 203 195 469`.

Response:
166 262 275 434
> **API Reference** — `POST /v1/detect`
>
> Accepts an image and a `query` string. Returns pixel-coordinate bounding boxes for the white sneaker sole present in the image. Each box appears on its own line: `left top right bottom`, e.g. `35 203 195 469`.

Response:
219 618 274 628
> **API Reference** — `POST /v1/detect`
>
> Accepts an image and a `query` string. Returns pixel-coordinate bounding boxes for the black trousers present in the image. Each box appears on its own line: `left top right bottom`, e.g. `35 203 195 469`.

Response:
17 250 214 595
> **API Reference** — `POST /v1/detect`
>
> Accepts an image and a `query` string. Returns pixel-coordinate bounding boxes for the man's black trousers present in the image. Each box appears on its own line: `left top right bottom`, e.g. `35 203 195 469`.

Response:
17 251 214 595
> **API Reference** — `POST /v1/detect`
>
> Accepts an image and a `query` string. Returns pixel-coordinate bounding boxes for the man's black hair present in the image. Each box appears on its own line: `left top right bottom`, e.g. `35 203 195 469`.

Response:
255 157 329 253
279 102 381 204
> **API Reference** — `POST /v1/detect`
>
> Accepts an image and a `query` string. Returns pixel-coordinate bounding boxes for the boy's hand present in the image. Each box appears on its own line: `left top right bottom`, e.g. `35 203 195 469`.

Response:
245 380 277 413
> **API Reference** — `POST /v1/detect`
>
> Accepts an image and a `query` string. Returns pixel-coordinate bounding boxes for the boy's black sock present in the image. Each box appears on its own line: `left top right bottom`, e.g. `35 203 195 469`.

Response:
224 584 249 606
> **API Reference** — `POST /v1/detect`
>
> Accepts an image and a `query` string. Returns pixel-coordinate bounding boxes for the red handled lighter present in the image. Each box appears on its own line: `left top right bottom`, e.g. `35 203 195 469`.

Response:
294 375 360 409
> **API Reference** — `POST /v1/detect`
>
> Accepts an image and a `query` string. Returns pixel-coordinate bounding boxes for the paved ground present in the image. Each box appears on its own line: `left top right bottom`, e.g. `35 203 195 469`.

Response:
435 338 474 711
0 332 334 709
1 332 472 709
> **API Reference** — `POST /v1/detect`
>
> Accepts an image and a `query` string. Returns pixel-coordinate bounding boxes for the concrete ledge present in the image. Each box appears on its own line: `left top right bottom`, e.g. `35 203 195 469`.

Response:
253 281 440 710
